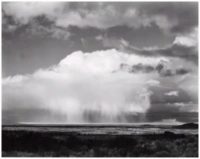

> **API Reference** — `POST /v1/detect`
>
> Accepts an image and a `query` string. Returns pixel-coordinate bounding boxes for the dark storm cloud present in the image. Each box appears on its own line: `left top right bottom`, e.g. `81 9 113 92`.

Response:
3 2 197 36
131 64 155 73
146 44 197 64
3 2 197 60
138 2 198 34
146 85 198 123
119 62 190 76
2 14 70 41
175 68 190 75
68 26 102 38
146 110 198 123
150 87 192 104
119 43 198 64
104 24 174 48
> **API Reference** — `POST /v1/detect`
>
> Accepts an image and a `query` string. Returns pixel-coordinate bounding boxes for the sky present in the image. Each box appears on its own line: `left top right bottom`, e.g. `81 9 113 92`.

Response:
2 2 198 124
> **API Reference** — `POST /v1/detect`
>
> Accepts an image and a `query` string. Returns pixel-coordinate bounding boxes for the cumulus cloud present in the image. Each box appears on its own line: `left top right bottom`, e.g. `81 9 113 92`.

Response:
3 49 198 124
3 49 169 124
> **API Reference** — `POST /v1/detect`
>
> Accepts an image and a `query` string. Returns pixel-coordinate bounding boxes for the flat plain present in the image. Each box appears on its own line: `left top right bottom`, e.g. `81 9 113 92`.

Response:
2 124 198 157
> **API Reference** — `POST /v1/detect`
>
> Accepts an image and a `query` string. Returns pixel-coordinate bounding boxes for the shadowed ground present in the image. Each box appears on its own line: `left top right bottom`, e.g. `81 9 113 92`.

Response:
2 128 198 157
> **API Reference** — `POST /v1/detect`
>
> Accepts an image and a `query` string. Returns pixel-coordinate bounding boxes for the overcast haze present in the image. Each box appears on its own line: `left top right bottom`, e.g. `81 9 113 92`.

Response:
2 2 198 124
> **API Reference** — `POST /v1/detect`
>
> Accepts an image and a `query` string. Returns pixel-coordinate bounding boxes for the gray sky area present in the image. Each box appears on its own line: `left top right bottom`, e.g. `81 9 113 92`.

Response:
2 2 198 124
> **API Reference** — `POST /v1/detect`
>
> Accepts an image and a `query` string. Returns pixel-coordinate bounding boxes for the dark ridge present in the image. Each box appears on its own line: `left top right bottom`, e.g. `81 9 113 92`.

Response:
173 123 198 129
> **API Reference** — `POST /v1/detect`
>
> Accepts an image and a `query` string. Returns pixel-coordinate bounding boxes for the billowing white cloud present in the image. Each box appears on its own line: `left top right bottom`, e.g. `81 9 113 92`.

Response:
3 2 64 24
173 27 198 47
146 80 160 87
3 49 169 123
165 91 179 96
2 2 70 39
159 119 183 125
